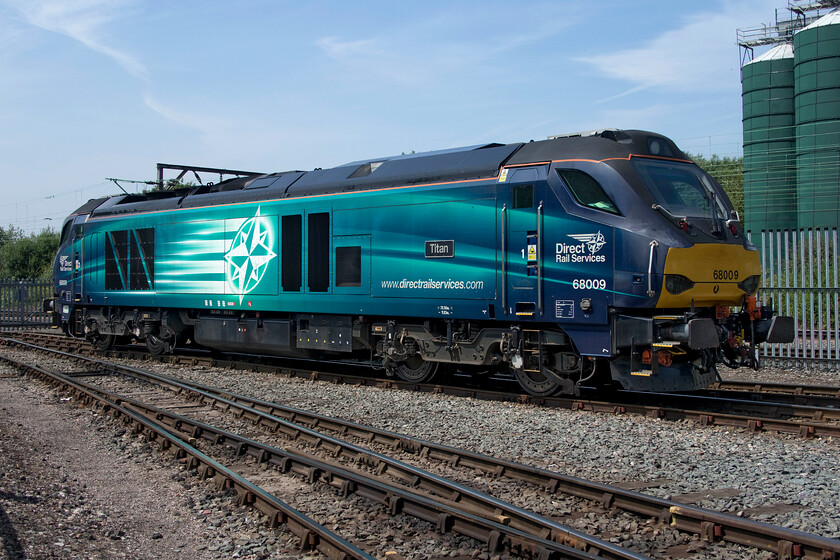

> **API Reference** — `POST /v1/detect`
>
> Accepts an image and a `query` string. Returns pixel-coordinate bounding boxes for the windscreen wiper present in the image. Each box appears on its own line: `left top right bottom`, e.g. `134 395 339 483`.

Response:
652 204 692 231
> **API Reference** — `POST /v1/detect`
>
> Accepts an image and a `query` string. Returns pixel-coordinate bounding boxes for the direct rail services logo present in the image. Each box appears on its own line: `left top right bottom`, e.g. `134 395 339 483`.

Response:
556 231 607 263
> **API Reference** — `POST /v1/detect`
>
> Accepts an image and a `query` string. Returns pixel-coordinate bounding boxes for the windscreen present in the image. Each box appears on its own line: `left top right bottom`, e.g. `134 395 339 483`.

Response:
632 158 729 220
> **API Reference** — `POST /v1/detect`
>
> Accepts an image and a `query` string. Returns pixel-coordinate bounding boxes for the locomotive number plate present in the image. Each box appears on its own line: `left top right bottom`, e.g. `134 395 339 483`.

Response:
712 269 739 281
425 240 454 258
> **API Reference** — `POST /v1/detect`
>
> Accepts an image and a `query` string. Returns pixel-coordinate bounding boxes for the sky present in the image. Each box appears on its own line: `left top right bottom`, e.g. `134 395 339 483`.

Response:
0 0 785 233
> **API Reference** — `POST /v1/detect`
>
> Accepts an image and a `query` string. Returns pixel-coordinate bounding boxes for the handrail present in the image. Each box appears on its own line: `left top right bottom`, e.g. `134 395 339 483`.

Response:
501 204 507 314
647 240 658 298
537 201 544 316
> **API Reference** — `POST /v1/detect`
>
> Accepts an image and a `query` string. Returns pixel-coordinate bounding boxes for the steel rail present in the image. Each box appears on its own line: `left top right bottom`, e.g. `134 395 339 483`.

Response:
100 371 649 559
693 388 840 411
28 331 840 410
0 355 373 560
618 390 840 422
4 337 840 559
5 335 840 438
710 379 840 398
116 392 618 560
5 334 840 439
7 353 631 560
168 373 840 560
0 338 647 560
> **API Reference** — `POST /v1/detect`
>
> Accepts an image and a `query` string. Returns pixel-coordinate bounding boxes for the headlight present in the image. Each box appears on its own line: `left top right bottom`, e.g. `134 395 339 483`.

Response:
665 274 694 295
738 275 761 294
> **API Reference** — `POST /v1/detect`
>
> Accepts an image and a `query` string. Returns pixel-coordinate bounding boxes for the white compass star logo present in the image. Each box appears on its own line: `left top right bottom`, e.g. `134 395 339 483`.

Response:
568 231 606 254
224 207 276 296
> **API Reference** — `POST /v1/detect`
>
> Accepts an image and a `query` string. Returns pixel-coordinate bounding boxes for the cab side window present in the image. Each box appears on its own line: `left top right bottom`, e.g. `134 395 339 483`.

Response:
556 169 621 215
60 222 73 245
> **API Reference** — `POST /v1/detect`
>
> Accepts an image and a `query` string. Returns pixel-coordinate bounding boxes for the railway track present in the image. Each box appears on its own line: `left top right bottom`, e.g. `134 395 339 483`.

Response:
710 379 840 398
701 381 840 410
9 330 840 439
2 336 840 559
0 356 372 560
614 389 840 427
0 340 642 560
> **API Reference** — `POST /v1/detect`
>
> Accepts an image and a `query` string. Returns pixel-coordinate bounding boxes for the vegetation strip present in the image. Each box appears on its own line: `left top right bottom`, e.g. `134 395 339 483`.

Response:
0 354 374 560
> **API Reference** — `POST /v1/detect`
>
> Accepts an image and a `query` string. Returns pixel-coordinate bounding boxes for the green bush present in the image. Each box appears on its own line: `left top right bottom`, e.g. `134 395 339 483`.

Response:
0 226 59 280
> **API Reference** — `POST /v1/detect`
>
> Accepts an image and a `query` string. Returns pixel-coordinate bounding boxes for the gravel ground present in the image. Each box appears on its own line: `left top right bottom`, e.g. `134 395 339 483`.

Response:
0 346 838 560
162 360 840 555
718 362 840 386
0 361 327 560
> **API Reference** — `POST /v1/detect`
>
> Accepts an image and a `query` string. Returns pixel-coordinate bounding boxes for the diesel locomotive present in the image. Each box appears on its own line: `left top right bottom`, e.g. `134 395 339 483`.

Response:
49 129 793 396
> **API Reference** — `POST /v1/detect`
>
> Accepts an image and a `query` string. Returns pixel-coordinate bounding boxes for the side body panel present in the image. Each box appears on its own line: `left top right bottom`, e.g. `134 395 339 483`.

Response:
74 173 620 344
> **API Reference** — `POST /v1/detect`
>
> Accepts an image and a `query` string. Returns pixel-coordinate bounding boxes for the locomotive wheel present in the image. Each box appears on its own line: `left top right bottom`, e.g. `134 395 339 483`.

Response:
395 356 440 383
512 367 564 397
146 334 172 355
88 332 115 352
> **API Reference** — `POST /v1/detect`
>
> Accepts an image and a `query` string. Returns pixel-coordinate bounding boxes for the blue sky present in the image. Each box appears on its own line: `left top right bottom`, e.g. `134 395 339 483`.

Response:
0 0 782 233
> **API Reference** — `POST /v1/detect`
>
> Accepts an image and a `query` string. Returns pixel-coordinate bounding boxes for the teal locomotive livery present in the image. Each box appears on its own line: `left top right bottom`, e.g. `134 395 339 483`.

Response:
50 129 793 395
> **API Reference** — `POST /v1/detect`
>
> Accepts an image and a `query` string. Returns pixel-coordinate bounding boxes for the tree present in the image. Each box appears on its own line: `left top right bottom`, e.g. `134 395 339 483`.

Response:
0 228 59 279
0 225 23 249
164 179 196 190
688 153 744 218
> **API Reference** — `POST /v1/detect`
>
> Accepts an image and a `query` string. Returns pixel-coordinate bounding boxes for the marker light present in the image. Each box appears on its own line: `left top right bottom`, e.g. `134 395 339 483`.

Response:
665 274 694 295
738 275 761 295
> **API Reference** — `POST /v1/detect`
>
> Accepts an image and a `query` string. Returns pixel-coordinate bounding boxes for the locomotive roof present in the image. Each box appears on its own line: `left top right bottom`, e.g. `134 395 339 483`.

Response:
79 129 687 217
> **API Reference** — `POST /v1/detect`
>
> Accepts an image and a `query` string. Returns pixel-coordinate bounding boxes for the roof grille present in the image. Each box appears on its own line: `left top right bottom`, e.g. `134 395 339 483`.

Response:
547 129 631 143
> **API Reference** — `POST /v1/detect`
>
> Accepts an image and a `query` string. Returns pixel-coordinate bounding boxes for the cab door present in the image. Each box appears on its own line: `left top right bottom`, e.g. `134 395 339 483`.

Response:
70 223 84 302
502 167 547 318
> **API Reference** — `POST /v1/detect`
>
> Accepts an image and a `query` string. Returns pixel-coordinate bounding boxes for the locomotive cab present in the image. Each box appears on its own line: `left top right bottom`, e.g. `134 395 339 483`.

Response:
499 130 793 394
50 215 86 330
49 197 111 338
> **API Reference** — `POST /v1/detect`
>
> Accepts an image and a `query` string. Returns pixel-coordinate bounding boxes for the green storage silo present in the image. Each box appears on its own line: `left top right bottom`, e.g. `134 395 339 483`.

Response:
742 43 798 232
794 9 840 229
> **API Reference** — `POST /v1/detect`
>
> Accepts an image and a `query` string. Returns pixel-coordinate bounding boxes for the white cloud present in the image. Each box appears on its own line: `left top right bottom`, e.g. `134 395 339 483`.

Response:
2 0 147 80
0 17 24 51
313 5 582 89
577 1 780 99
316 36 380 61
141 93 298 167
143 94 233 144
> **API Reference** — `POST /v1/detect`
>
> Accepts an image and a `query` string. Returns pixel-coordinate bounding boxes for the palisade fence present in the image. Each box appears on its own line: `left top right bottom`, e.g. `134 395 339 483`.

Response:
0 280 53 331
749 228 839 370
